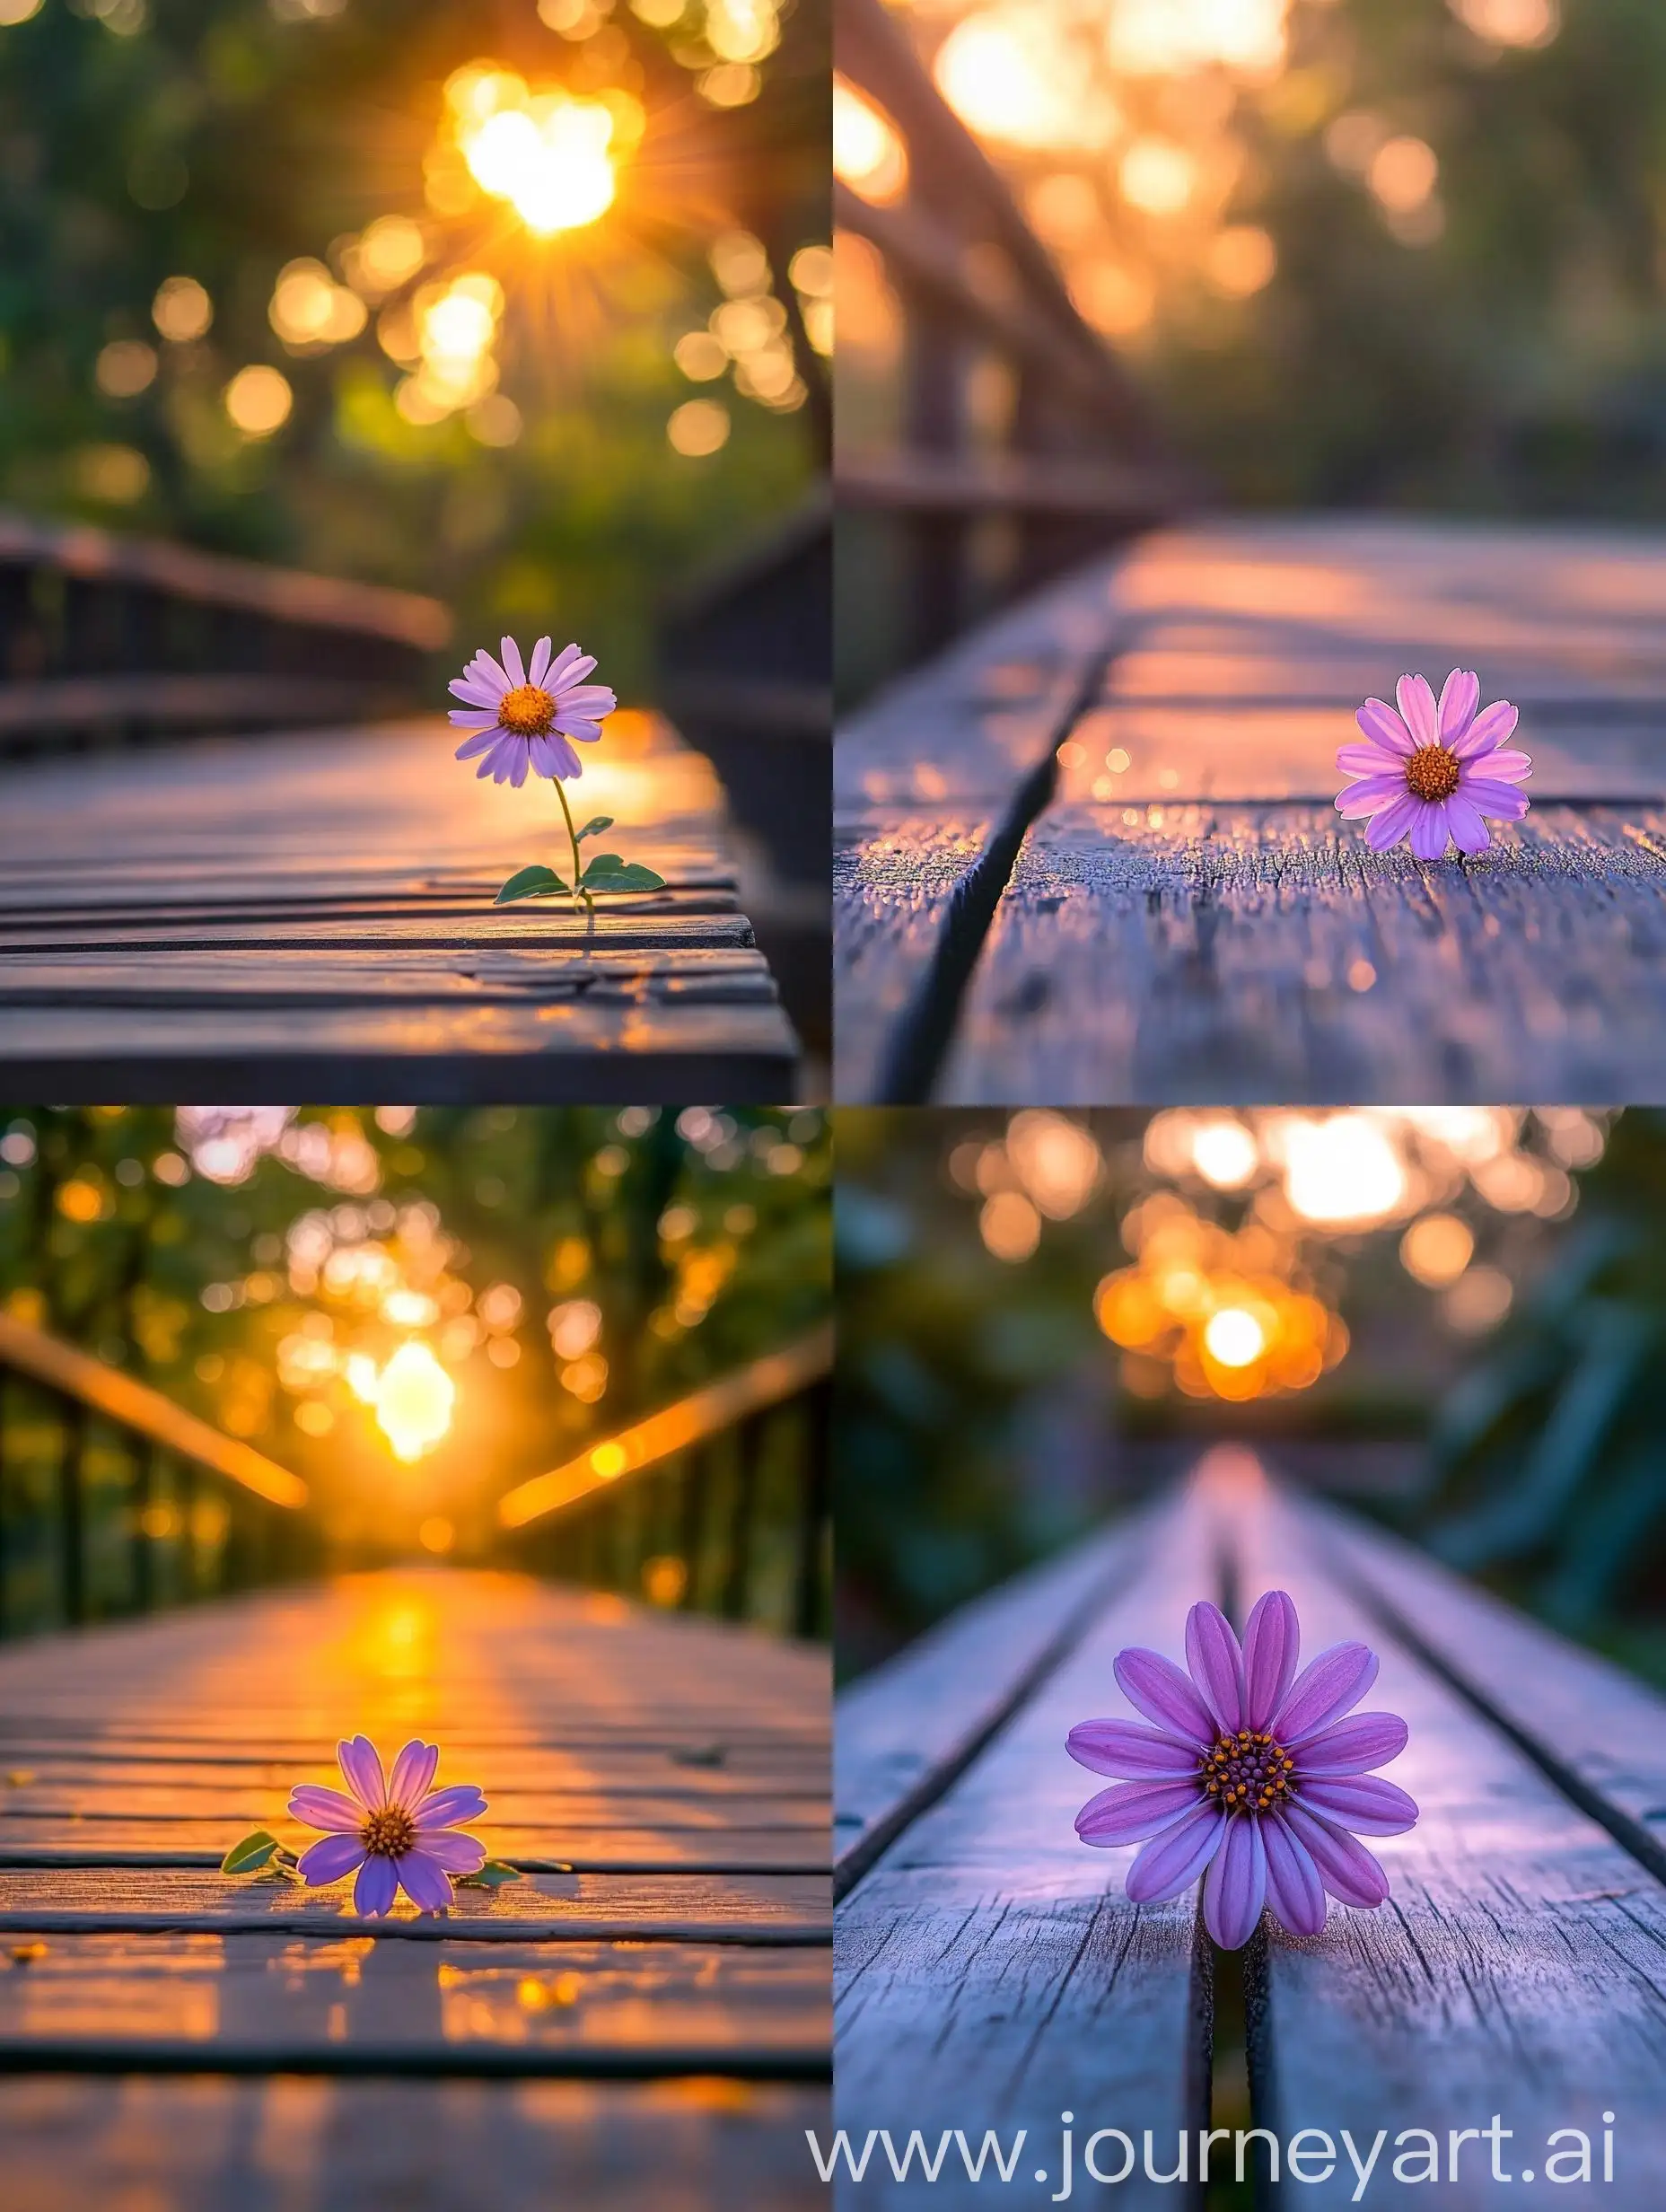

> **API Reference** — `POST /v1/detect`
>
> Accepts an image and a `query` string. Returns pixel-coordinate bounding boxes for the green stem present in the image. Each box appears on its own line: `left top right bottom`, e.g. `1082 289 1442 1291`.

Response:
553 776 588 908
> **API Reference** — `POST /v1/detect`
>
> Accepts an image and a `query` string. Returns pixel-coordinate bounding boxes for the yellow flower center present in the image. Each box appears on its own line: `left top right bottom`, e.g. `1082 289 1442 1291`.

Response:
360 1804 416 1857
498 683 555 738
1406 744 1460 803
1200 1729 1294 1816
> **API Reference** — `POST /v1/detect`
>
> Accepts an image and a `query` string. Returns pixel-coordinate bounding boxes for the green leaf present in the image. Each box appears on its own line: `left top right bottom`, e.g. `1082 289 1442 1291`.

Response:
222 1830 279 1874
578 855 667 893
495 864 569 904
457 1859 523 1889
574 815 614 841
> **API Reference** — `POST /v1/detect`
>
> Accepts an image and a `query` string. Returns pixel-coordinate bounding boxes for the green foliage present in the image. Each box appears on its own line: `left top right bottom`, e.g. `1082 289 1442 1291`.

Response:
221 1829 280 1873
1419 1109 1666 1685
494 863 569 902
1159 0 1666 512
0 0 826 696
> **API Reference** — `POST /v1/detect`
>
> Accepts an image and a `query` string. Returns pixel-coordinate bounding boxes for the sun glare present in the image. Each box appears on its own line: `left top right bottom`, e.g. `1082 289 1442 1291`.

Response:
373 1341 458 1464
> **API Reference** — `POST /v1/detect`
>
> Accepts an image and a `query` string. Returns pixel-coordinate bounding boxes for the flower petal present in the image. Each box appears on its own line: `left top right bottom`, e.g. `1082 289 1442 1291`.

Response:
398 1848 454 1913
1436 669 1478 744
449 677 501 708
354 1854 399 1917
1203 1814 1267 1950
1452 698 1517 760
1262 1812 1328 1937
1125 1801 1227 1904
553 716 604 744
297 1833 366 1884
530 731 583 780
1443 794 1493 854
1185 1601 1243 1734
449 709 502 732
413 1830 487 1874
500 636 526 687
468 652 510 698
1475 749 1531 783
1280 1803 1390 1908
455 728 508 762
389 1741 440 1812
1295 1775 1419 1836
1076 1777 1206 1846
1459 777 1530 819
415 1784 488 1830
550 653 598 690
1396 674 1439 746
1336 775 1410 819
1337 742 1407 777
287 1785 365 1833
1066 1719 1204 1778
338 1736 385 1810
557 683 615 715
1293 1713 1409 1776
1409 802 1451 861
1241 1590 1301 1732
1355 699 1415 757
1362 793 1421 852
1276 1642 1381 1742
544 643 585 687
1113 1647 1216 1745
528 636 553 687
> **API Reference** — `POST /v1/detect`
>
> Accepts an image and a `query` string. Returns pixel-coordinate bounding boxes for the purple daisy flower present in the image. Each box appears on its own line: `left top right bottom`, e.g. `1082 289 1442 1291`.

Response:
288 1734 488 1918
1066 1592 1417 1950
449 635 617 786
1336 671 1531 859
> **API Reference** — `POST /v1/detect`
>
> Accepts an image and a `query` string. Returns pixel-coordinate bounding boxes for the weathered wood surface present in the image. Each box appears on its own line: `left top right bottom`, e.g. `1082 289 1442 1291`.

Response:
0 1567 829 2207
833 1489 1219 2205
834 1454 1666 2206
0 715 799 1098
836 515 1666 1100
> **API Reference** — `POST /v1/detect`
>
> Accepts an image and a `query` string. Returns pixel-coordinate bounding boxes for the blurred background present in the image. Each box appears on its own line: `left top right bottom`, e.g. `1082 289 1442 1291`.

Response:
834 0 1666 697
0 1102 830 1637
836 1104 1666 1690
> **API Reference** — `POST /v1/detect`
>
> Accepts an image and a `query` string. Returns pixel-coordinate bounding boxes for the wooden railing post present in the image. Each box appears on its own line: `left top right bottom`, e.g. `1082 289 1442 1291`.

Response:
58 1392 85 1627
794 1379 831 1641
130 1435 154 1615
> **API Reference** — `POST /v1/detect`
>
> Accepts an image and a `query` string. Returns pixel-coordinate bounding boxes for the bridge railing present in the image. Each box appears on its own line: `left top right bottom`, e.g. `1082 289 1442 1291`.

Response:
0 1311 314 1637
498 1323 833 1640
0 508 450 758
834 0 1193 691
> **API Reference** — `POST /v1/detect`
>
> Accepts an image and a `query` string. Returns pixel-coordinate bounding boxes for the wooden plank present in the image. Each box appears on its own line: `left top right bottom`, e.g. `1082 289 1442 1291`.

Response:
945 801 1666 1102
835 1514 1142 1892
0 1932 828 2073
0 1834 827 1874
0 717 800 1089
838 513 1666 1100
1304 1498 1666 1879
1214 1461 1666 2209
0 2077 829 2212
833 1489 1217 2194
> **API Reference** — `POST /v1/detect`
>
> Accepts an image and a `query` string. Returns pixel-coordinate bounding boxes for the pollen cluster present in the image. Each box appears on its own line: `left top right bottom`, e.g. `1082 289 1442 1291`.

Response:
497 682 556 738
1201 1729 1294 1815
1405 743 1460 803
361 1804 417 1857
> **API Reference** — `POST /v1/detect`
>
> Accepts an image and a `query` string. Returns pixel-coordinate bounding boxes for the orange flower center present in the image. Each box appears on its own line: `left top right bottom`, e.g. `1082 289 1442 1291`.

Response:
1406 744 1460 803
360 1804 416 1857
498 683 555 738
1201 1729 1294 1816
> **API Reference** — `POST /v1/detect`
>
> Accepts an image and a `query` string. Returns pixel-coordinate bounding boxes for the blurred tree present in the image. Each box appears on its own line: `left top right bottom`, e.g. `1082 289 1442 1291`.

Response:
0 0 828 693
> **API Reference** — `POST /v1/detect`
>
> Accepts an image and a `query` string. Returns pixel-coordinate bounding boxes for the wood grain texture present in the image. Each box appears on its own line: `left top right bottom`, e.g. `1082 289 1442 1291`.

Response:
0 2076 830 2212
834 1493 1217 2207
946 802 1666 1101
0 1567 829 2203
837 513 1666 1102
0 717 799 1093
1220 1474 1666 2209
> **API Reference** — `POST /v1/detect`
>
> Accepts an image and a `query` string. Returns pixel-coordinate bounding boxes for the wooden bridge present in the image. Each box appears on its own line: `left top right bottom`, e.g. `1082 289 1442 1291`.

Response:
835 1452 1666 2207
0 1317 831 2208
832 0 1666 1105
0 514 802 1102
